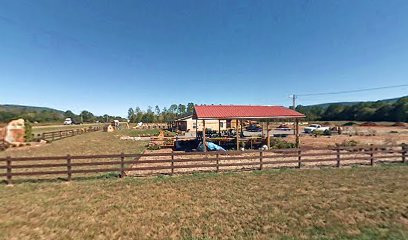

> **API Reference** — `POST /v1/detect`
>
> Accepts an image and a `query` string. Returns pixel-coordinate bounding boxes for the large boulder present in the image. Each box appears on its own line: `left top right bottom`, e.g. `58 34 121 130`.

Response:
5 119 25 144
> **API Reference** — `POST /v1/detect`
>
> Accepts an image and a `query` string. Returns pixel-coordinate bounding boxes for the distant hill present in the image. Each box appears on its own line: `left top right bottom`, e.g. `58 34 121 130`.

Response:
296 95 408 122
0 104 126 123
0 104 64 114
0 104 65 123
304 96 405 109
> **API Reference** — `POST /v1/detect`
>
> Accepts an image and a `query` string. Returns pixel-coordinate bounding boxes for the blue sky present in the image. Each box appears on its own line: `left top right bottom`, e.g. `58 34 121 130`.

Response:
1 0 407 117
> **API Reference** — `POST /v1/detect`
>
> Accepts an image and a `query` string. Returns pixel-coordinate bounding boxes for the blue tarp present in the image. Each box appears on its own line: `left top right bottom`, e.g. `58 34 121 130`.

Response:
207 142 226 151
197 141 226 151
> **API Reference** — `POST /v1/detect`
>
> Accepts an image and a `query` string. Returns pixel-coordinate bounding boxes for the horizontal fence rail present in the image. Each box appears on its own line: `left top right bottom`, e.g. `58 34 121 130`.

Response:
0 144 406 184
33 126 101 142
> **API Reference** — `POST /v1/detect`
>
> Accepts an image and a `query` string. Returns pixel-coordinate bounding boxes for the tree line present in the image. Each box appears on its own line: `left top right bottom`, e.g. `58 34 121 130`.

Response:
0 108 126 124
295 96 408 122
128 103 195 123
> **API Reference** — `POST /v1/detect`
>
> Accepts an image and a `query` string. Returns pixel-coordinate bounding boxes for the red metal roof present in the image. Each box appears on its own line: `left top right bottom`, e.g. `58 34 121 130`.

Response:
193 105 305 119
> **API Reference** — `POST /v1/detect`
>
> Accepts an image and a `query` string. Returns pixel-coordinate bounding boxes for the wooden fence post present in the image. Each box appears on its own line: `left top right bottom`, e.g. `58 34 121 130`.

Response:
336 147 341 168
402 143 407 163
66 154 72 181
297 149 302 168
259 150 263 170
6 156 12 185
370 144 374 166
216 153 220 172
120 152 125 178
171 151 174 175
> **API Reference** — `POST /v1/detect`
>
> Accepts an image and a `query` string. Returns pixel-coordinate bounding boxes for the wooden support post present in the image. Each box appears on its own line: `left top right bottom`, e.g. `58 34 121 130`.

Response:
259 151 263 170
203 120 207 152
120 152 125 178
67 154 72 181
216 153 219 172
261 122 264 139
266 121 270 148
402 143 407 163
297 149 302 168
336 147 341 168
240 119 243 137
171 151 175 175
6 156 12 185
295 118 300 148
218 119 221 137
236 119 240 150
195 118 198 139
370 144 374 166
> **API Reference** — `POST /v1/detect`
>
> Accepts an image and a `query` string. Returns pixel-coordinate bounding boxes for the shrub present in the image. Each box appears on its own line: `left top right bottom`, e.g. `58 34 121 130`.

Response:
24 120 33 142
335 140 359 148
147 145 161 150
269 138 295 149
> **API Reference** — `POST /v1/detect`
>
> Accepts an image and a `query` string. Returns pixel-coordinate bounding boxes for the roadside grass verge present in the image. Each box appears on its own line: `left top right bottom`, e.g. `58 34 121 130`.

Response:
1 165 407 239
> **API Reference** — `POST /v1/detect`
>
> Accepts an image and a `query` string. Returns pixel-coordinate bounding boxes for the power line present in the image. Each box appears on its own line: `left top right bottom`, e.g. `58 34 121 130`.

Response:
295 84 408 97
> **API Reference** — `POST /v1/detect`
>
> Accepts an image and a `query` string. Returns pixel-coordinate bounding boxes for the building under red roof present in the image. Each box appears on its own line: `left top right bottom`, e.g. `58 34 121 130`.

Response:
193 105 305 120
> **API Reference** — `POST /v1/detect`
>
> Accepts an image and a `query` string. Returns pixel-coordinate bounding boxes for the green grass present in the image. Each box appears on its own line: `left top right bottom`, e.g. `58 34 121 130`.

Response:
0 130 146 157
1 165 408 239
0 131 148 182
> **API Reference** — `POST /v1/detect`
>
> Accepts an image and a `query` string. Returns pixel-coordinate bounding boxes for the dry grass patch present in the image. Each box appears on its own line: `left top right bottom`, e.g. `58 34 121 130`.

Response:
1 165 408 239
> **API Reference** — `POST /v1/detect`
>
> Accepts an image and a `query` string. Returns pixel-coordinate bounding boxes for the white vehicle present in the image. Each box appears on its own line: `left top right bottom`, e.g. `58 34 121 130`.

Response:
304 124 330 134
63 118 73 125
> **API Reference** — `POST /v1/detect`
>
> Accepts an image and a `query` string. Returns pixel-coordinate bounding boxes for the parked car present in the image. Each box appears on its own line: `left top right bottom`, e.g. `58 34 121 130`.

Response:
63 118 72 125
246 125 262 132
304 124 330 133
63 118 81 125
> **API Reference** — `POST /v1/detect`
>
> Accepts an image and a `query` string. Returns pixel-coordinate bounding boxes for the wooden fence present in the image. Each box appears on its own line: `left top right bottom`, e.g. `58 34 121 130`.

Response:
0 144 406 184
33 126 101 142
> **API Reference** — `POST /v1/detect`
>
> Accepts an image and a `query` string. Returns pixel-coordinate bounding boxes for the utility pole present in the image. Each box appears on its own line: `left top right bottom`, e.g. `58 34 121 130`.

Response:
291 94 297 141
292 94 296 110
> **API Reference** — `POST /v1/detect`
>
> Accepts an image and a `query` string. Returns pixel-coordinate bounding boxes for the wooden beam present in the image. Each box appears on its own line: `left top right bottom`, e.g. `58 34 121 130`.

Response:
236 119 240 150
295 118 300 148
267 121 270 148
240 119 243 137
202 120 206 152
218 119 221 137
195 118 198 139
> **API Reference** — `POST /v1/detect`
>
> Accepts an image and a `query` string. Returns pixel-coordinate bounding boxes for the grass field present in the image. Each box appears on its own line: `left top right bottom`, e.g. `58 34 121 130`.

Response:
0 130 148 182
0 130 146 158
1 165 407 239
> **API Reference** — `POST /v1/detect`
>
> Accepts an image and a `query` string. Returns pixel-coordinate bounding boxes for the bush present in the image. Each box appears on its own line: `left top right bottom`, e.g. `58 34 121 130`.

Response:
24 120 33 142
147 144 161 150
335 140 359 148
269 138 295 149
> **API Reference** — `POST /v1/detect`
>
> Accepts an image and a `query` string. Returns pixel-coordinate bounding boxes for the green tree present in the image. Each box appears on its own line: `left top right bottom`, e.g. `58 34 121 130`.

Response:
128 108 135 122
187 102 195 114
80 110 95 123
